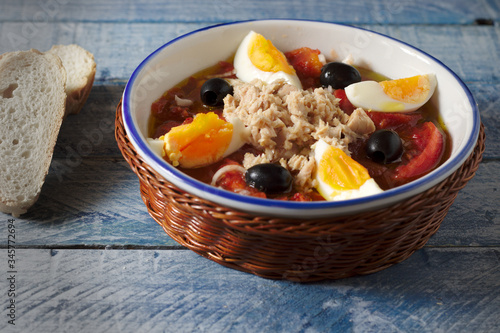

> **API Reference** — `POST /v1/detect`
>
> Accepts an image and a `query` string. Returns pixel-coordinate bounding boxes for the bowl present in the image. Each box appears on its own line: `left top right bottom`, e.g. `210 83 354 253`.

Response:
122 19 480 219
118 19 483 281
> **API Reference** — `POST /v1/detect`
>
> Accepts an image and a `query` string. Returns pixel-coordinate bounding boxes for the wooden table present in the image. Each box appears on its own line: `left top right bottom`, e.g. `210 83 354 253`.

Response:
1 1 499 332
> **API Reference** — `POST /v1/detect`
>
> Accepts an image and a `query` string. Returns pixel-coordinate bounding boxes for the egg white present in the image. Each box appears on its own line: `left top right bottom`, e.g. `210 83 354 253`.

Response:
147 137 165 157
222 116 250 157
313 139 383 201
234 31 302 89
344 74 437 113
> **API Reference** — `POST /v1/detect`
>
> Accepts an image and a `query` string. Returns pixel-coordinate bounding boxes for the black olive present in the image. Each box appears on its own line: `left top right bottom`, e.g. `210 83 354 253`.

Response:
319 62 361 89
245 163 293 194
200 78 233 107
366 129 404 164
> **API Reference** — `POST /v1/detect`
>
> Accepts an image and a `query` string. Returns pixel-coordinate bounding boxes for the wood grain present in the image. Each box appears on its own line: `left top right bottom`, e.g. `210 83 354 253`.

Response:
1 0 499 24
1 23 499 84
0 248 498 332
0 1 498 330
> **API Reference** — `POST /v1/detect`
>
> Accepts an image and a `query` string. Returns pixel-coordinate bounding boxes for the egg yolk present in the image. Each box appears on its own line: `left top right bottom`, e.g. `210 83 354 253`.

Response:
379 75 432 104
317 146 371 192
162 112 233 168
248 32 296 75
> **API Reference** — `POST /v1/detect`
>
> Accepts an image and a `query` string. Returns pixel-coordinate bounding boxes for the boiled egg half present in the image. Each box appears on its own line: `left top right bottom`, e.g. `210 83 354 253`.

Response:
345 74 437 112
234 31 302 89
148 112 248 168
313 139 383 201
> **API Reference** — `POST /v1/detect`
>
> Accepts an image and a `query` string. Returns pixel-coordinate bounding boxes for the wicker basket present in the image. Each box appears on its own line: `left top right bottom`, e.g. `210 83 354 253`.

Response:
115 100 485 282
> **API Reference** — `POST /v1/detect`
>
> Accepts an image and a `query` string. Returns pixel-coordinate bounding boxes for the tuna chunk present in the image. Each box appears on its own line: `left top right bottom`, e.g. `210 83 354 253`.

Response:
223 79 374 191
347 108 376 135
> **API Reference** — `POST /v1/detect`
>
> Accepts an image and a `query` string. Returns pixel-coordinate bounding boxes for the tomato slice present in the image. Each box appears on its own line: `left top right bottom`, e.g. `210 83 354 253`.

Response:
285 47 323 77
393 121 444 183
367 111 423 131
285 47 323 89
333 89 355 115
216 169 267 198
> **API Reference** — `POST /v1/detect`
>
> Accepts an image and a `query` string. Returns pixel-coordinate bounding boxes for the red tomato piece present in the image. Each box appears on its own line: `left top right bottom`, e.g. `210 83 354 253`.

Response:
217 170 246 191
170 106 192 120
290 193 309 201
333 89 355 115
274 191 324 201
285 47 323 77
217 61 235 74
285 47 323 89
217 170 267 198
393 122 444 182
151 98 168 116
367 111 423 131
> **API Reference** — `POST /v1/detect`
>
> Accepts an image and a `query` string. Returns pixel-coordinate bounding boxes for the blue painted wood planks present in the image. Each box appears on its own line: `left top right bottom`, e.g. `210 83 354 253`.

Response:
0 0 499 331
0 0 499 24
0 248 498 332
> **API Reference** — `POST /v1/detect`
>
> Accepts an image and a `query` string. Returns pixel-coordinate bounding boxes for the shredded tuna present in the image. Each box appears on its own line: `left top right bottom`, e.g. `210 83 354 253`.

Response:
243 153 271 169
223 78 375 191
347 108 376 135
286 155 317 190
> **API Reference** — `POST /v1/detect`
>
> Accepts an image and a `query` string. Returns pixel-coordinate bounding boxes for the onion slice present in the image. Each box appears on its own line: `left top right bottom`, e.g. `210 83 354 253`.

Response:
211 165 247 186
175 95 193 107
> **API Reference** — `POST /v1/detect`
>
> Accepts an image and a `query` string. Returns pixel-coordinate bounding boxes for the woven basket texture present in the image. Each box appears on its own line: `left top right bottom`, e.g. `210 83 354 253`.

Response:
115 100 485 282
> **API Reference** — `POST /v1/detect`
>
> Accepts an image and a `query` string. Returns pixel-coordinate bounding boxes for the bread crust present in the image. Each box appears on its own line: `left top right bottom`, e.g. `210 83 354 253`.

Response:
48 44 97 116
0 49 67 217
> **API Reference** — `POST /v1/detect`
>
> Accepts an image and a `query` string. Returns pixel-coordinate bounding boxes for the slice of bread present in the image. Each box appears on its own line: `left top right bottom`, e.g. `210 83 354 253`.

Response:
0 49 67 217
48 44 96 116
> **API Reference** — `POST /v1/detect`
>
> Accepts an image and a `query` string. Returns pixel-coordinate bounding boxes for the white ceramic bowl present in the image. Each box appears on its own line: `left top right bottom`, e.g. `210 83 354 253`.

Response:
122 19 480 218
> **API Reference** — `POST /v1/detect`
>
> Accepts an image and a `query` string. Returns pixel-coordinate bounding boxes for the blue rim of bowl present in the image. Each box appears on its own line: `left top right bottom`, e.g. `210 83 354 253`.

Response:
122 19 480 213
